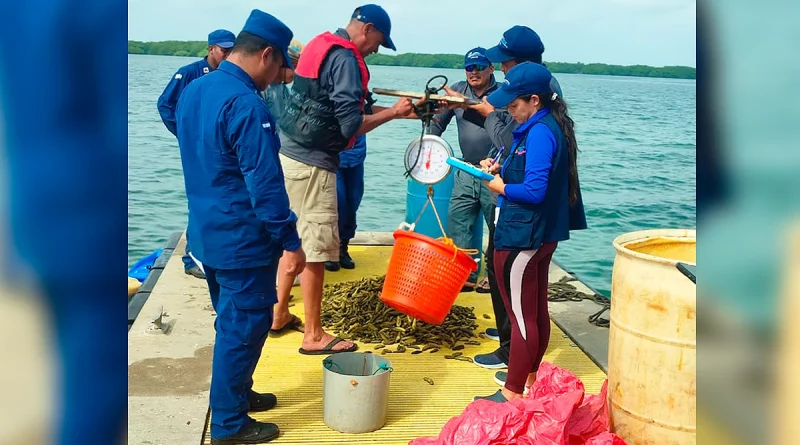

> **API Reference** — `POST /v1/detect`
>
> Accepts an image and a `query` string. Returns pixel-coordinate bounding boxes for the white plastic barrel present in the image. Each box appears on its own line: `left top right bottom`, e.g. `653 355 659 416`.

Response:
608 229 696 445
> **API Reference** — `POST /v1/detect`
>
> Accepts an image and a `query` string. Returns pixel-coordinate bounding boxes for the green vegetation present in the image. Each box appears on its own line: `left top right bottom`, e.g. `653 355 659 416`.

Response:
544 61 695 80
128 40 696 80
128 40 209 58
364 53 695 80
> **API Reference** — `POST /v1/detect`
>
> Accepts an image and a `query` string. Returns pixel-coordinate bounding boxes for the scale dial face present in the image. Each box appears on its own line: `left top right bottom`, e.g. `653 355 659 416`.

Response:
404 135 454 185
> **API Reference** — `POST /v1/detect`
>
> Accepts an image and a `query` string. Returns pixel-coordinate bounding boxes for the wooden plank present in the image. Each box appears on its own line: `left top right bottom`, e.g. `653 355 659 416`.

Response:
372 88 482 106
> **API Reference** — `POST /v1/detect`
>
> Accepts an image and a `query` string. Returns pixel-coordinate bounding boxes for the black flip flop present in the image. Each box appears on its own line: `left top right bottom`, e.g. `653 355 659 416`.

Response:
475 277 491 294
269 315 304 334
298 337 358 355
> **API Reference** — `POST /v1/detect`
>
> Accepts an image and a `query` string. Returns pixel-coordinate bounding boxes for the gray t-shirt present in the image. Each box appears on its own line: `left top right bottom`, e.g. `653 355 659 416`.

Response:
279 28 365 172
428 78 499 165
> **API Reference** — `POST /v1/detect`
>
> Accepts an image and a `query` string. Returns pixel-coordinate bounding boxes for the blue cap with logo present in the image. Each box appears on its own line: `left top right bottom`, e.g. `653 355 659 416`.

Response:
208 29 236 49
487 62 552 108
242 9 295 69
352 4 396 51
486 25 545 63
464 47 491 69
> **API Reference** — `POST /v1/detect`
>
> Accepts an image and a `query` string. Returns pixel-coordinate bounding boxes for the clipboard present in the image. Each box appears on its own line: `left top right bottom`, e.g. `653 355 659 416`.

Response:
446 157 494 181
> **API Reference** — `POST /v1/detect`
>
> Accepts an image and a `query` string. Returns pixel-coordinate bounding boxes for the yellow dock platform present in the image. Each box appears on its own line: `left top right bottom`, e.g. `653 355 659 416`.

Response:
196 244 607 444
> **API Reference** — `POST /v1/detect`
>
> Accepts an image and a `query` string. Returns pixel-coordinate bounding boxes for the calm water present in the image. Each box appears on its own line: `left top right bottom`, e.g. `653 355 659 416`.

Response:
128 54 696 296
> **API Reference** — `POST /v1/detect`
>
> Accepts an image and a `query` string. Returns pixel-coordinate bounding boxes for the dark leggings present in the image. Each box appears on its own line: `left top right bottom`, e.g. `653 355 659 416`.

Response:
493 242 558 394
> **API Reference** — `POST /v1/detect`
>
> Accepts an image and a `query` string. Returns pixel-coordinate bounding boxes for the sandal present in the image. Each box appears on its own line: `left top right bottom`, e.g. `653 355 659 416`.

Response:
298 337 358 355
476 277 491 294
269 314 304 334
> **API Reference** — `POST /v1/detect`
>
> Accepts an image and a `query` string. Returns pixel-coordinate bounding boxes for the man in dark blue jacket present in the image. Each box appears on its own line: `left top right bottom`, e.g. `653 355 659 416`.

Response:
157 28 235 279
175 10 304 444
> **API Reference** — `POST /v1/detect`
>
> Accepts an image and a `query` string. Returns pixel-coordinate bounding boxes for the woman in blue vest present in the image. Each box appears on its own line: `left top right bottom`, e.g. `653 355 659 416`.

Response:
474 62 587 402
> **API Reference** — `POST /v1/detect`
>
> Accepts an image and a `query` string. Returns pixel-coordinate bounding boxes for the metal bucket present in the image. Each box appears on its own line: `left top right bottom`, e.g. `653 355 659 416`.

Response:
322 352 393 433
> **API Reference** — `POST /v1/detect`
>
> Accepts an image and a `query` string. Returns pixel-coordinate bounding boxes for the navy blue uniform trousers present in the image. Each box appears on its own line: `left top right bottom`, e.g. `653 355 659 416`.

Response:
336 163 365 242
204 264 277 439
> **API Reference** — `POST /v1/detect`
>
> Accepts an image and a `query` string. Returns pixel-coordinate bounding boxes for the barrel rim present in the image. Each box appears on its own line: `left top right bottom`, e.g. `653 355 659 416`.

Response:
612 228 696 266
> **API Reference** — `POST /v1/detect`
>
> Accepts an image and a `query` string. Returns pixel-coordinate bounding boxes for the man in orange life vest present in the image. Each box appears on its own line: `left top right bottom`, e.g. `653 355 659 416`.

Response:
273 4 414 354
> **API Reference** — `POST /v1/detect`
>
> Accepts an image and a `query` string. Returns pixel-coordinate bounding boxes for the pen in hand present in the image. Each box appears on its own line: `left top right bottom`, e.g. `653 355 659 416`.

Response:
491 146 505 165
482 146 505 173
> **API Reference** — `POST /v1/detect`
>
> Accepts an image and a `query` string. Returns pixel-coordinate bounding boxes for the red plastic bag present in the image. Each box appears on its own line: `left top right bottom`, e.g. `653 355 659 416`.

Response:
409 362 626 445
564 380 609 445
584 433 627 445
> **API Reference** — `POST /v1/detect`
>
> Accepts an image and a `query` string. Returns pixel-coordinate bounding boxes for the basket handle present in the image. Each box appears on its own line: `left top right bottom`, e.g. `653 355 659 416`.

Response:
398 221 416 232
406 187 480 261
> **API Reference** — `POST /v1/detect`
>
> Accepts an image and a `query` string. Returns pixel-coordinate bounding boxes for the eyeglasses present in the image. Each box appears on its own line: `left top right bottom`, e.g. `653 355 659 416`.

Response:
465 64 488 72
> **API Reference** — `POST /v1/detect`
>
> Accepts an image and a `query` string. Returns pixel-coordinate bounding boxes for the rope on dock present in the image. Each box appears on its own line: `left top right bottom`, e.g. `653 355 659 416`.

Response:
547 276 610 328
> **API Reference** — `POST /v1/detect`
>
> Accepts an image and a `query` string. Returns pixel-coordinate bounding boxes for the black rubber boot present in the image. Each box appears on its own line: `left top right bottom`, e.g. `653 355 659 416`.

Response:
339 240 355 269
248 390 277 411
185 265 206 279
324 261 340 271
210 420 280 444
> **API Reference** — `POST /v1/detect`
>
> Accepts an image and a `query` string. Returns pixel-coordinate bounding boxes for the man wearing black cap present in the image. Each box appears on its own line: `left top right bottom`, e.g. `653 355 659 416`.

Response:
273 4 413 356
445 25 564 373
175 10 302 444
158 28 236 280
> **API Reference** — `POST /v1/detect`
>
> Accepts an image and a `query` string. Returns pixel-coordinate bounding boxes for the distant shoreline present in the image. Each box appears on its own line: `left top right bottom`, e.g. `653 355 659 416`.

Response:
128 40 696 80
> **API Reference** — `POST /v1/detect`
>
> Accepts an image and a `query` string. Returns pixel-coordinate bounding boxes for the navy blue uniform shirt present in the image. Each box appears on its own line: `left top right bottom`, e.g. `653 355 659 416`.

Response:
158 57 213 136
176 60 301 269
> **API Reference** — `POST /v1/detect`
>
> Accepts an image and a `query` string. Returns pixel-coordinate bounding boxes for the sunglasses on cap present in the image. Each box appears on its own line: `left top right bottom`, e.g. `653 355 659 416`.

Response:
465 64 488 72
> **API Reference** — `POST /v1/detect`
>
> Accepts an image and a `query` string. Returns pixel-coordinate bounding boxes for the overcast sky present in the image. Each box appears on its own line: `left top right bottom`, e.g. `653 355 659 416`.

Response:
128 0 696 67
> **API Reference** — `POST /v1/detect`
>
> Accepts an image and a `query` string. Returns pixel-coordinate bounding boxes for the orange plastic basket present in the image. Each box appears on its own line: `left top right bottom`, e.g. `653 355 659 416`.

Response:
380 229 478 325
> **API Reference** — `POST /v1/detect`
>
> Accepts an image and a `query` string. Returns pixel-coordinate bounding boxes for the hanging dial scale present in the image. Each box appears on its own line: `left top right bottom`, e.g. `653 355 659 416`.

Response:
404 135 454 185
390 74 454 185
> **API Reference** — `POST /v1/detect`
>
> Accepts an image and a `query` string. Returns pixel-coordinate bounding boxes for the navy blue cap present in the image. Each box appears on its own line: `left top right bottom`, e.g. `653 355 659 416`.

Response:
487 62 552 108
208 29 236 48
486 25 545 63
464 47 491 68
352 4 396 51
242 9 295 69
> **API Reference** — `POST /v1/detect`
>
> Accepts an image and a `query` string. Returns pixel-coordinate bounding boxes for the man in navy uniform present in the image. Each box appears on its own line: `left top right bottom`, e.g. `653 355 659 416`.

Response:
175 10 303 444
157 28 235 279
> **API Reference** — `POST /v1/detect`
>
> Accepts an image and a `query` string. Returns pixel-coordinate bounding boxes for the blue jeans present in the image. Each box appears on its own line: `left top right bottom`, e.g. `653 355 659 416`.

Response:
336 163 365 242
205 264 277 439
